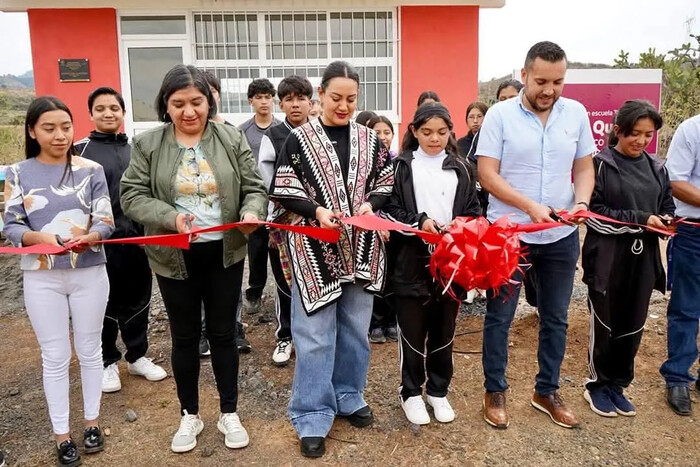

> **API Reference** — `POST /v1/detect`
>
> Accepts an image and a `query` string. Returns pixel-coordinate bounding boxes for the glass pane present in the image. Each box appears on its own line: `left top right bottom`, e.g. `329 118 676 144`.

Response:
248 16 257 42
196 46 205 60
330 16 340 41
341 13 352 41
237 16 248 42
239 68 250 79
378 83 389 110
307 44 317 59
319 45 328 59
215 45 225 60
377 42 387 57
306 15 317 41
205 45 215 60
272 68 283 78
331 43 341 57
128 47 183 122
249 46 259 60
252 69 260 78
225 16 235 43
282 14 293 41
376 13 387 40
227 46 237 59
214 15 224 43
378 66 388 81
294 14 305 41
365 42 376 57
388 41 393 57
284 44 294 58
365 66 376 81
295 45 306 59
387 14 393 40
238 45 249 60
352 13 363 40
364 16 375 40
269 15 281 42
341 43 352 57
318 17 327 40
353 42 364 57
272 45 283 59
121 16 186 35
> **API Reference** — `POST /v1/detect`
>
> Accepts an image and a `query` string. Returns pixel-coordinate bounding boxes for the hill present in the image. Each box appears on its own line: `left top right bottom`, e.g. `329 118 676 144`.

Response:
0 70 34 90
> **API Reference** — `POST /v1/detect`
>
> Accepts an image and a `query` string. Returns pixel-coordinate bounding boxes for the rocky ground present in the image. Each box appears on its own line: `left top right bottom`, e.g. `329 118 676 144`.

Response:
0 249 698 466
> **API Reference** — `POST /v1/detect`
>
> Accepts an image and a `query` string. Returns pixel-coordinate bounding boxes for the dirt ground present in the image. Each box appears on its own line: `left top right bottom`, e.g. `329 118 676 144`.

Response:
0 249 698 466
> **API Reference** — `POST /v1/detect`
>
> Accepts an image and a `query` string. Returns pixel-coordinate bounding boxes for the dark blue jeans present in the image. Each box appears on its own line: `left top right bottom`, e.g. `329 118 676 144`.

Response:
483 229 579 395
660 223 700 387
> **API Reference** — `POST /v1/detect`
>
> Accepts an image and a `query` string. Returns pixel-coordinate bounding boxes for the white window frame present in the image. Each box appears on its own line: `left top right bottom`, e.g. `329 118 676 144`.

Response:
117 8 398 133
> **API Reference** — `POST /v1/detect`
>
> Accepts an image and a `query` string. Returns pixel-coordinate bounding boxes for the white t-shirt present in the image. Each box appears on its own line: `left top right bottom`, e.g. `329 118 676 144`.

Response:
411 147 458 226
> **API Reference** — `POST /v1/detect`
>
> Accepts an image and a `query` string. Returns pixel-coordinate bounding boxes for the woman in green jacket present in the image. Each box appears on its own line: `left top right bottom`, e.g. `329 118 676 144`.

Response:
120 65 267 454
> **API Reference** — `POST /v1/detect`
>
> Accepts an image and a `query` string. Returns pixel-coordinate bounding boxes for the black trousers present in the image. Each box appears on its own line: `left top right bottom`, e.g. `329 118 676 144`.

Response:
395 294 459 400
370 294 396 330
586 237 657 390
156 241 243 415
269 245 291 341
245 228 269 301
102 244 152 366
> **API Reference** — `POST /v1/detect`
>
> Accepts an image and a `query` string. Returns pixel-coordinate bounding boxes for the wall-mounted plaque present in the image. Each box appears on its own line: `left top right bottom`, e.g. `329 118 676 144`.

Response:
58 59 90 82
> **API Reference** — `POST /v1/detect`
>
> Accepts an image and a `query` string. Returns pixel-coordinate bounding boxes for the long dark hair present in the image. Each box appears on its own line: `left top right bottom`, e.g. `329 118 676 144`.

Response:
155 65 216 122
417 90 440 106
25 96 77 184
401 102 458 155
608 100 663 146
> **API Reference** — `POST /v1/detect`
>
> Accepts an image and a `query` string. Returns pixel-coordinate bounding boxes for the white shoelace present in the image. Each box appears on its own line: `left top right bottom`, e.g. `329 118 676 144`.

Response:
176 413 200 436
220 413 243 433
404 396 427 411
105 364 119 379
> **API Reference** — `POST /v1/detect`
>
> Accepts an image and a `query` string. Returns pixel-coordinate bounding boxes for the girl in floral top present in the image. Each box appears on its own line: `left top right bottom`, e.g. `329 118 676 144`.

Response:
3 96 114 466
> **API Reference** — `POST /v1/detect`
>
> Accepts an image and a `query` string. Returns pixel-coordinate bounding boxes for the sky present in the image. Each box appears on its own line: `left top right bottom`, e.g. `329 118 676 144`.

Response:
0 1 699 80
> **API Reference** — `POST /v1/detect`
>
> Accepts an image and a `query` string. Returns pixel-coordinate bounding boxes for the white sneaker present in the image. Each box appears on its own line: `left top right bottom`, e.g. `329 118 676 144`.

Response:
128 357 167 382
465 289 477 304
271 339 293 366
401 395 430 425
102 363 121 393
217 412 250 449
427 395 456 423
171 411 204 453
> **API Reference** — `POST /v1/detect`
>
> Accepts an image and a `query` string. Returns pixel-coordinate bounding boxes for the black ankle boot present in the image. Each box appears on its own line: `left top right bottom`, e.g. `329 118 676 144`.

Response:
83 426 105 454
300 437 325 458
56 439 81 467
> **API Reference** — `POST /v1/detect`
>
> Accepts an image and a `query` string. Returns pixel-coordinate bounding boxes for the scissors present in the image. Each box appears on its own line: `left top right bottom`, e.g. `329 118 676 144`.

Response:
548 206 575 226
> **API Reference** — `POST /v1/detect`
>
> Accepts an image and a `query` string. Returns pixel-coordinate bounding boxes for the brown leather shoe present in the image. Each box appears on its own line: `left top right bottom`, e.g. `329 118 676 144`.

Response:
531 392 580 428
483 391 510 429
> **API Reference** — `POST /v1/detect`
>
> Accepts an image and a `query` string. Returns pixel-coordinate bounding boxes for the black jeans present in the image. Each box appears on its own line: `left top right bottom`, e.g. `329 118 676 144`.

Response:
245 228 269 301
370 294 396 330
157 241 243 415
395 294 459 400
483 230 579 395
269 246 292 341
102 244 152 366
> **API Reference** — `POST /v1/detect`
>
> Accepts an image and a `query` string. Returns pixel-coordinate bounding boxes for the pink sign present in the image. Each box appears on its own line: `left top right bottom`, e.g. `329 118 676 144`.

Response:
561 70 663 154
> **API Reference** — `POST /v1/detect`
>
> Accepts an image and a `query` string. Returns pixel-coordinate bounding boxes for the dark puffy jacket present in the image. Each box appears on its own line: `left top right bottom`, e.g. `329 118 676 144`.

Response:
382 150 481 297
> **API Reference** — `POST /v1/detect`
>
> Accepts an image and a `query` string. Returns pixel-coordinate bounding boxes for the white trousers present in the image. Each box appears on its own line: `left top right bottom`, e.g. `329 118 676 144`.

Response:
24 265 109 435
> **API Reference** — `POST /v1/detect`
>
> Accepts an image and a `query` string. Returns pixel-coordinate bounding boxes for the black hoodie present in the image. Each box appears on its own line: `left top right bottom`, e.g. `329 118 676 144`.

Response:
75 131 142 239
382 150 481 297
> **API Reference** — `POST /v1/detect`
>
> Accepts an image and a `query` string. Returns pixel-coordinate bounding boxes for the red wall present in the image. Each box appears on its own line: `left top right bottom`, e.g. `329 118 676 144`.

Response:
399 5 479 138
28 8 122 139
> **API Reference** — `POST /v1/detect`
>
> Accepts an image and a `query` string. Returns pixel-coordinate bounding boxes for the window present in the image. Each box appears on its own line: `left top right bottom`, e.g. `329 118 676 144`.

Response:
193 10 396 115
128 47 184 121
121 16 186 35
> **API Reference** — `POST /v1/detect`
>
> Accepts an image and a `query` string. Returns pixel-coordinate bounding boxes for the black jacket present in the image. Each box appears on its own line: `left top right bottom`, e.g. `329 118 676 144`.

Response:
75 131 142 239
582 147 675 294
383 150 481 297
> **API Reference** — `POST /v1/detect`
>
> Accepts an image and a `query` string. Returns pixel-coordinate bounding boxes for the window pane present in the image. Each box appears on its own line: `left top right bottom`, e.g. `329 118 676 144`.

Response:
196 46 205 60
376 12 387 40
330 15 340 41
295 45 306 59
205 45 215 60
377 83 389 110
214 15 225 43
307 44 318 59
282 15 293 41
331 43 341 57
364 15 375 40
238 45 249 60
215 45 225 59
318 17 327 40
128 47 183 122
249 46 259 59
377 42 387 57
342 43 352 57
284 44 293 58
237 15 248 42
365 42 376 57
341 13 352 41
294 14 305 41
387 14 393 40
272 45 283 59
378 66 388 81
269 15 281 42
353 42 364 57
306 15 317 41
365 66 376 81
319 45 328 59
122 16 186 35
248 16 257 42
352 12 363 40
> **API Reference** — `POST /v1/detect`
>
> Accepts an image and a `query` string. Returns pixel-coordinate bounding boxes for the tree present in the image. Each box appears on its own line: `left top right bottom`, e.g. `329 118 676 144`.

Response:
615 34 700 156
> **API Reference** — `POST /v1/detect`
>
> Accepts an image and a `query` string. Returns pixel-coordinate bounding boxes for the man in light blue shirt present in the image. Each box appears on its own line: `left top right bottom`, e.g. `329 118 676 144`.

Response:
660 114 700 416
476 41 595 430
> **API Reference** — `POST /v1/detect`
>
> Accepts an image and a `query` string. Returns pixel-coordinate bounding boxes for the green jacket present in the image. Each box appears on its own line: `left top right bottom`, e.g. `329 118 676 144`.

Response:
120 121 268 279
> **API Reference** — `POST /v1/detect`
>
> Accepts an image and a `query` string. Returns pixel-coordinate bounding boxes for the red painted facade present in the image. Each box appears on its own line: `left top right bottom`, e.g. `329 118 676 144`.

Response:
28 8 122 138
399 5 479 138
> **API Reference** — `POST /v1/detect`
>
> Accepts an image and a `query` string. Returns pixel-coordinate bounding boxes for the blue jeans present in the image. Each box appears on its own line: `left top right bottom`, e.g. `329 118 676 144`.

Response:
288 281 373 438
483 229 579 395
660 223 700 387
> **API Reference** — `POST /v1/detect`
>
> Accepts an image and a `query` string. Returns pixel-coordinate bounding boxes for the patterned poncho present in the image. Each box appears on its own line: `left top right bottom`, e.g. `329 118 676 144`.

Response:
271 118 393 314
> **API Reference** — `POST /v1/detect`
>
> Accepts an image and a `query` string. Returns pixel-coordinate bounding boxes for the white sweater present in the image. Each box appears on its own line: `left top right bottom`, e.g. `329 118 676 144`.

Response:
411 147 458 226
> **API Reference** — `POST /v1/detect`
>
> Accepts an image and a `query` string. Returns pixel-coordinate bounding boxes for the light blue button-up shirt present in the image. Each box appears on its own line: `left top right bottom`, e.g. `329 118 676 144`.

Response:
476 91 596 244
665 114 700 219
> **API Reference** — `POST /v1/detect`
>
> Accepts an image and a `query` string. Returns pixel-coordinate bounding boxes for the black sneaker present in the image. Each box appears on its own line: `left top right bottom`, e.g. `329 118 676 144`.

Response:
257 308 275 324
199 334 211 357
245 297 262 315
83 426 104 454
300 437 325 458
341 405 374 428
385 326 398 342
369 328 386 344
236 322 252 353
56 439 81 467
